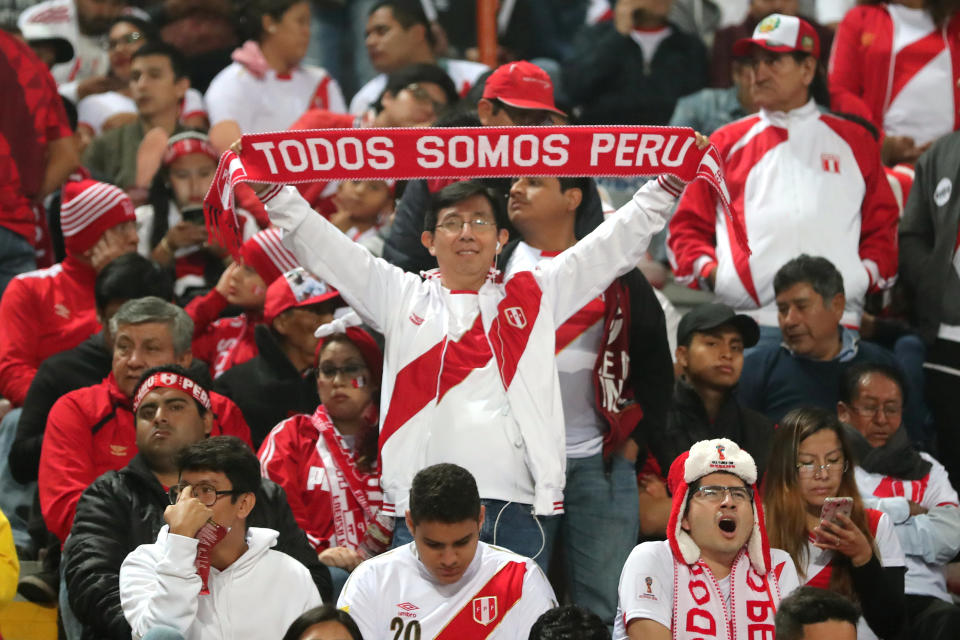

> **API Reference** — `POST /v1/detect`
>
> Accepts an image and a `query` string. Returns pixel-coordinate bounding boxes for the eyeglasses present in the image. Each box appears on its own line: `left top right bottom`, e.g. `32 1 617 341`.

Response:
848 404 902 420
435 216 496 234
691 485 752 503
168 482 242 507
403 83 448 114
796 460 848 477
318 362 367 381
107 31 145 50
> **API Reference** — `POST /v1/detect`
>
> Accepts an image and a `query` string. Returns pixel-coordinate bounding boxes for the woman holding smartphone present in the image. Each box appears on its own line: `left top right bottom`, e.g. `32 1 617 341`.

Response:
763 407 906 640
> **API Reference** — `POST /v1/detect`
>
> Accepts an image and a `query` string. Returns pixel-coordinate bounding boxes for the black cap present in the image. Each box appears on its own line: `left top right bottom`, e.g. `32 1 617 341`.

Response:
677 303 760 348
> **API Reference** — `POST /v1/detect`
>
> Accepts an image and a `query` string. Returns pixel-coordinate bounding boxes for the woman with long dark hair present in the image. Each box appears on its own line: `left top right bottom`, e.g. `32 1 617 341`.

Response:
763 407 906 639
258 317 390 600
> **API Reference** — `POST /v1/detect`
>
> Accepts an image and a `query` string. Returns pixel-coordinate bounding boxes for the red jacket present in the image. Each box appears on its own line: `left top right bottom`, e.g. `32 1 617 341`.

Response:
185 289 261 379
38 372 253 543
0 256 99 406
258 407 381 553
828 5 960 134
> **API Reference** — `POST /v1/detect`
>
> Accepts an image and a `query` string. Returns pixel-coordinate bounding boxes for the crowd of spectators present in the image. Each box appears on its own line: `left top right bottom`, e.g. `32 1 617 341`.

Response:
2 0 960 639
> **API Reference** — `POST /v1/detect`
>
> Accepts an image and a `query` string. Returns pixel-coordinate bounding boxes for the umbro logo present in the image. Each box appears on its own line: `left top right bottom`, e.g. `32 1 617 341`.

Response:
54 304 70 319
409 313 424 326
396 602 418 618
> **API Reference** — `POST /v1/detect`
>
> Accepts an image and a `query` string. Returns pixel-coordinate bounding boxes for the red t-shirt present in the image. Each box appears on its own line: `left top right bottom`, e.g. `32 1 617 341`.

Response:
0 32 72 243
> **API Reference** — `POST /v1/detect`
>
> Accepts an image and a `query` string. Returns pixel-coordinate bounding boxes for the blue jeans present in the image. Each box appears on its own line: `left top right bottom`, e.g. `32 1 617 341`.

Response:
893 333 935 449
328 565 350 603
392 500 560 573
0 226 35 297
306 0 377 99
59 555 83 640
561 453 639 627
0 408 35 549
142 627 185 640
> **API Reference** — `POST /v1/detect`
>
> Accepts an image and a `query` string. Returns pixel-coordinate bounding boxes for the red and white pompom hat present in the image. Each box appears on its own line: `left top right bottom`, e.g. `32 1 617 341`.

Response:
666 438 772 575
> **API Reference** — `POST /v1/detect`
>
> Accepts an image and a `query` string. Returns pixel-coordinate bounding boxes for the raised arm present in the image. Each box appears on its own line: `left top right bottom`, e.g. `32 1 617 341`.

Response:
259 185 423 334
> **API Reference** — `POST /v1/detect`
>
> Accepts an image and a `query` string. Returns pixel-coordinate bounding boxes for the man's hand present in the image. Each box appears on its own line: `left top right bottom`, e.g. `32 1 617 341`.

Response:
75 75 127 101
638 473 667 499
88 225 135 272
166 222 208 251
164 485 215 539
882 135 927 166
215 262 238 297
909 500 929 516
318 546 363 571
228 139 274 197
706 265 717 290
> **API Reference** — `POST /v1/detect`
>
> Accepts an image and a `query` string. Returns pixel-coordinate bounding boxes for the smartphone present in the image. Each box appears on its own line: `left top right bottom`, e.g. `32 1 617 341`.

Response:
820 497 853 525
181 204 205 226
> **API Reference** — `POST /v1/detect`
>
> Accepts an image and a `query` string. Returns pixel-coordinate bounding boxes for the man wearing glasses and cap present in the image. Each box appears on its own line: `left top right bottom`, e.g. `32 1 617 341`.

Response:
63 365 330 640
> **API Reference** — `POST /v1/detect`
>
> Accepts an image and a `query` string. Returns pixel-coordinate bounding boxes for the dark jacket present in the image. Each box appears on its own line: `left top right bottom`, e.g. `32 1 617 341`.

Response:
564 21 708 125
10 333 111 484
899 130 960 344
496 239 674 455
214 324 320 448
383 177 606 275
62 454 332 640
651 379 775 477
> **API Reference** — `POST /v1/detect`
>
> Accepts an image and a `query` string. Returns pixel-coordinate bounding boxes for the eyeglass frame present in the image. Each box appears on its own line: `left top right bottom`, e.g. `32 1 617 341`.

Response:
795 460 849 477
107 31 145 51
317 361 368 381
403 82 448 115
434 216 498 234
845 403 903 421
168 482 244 507
690 485 753 503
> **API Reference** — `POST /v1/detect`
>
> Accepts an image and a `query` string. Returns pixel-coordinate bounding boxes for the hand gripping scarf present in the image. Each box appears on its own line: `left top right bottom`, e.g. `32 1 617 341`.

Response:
202 126 745 259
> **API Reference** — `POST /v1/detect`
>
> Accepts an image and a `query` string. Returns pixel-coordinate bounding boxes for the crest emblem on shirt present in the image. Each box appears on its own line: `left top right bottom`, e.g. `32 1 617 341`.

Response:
821 154 840 174
54 304 70 319
472 596 498 625
504 306 527 329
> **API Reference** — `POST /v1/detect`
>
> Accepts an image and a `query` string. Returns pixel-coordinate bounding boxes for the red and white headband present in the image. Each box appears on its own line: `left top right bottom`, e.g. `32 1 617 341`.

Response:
163 133 217 166
133 372 212 413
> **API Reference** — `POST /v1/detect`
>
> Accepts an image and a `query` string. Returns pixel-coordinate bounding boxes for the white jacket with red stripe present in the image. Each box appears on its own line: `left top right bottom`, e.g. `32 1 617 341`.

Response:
262 179 678 516
667 100 899 328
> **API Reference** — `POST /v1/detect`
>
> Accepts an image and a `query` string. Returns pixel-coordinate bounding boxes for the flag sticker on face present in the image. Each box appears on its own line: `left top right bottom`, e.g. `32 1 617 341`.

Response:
351 375 367 389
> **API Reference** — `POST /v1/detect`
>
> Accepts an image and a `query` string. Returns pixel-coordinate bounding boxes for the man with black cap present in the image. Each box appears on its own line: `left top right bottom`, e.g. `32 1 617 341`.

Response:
649 303 775 479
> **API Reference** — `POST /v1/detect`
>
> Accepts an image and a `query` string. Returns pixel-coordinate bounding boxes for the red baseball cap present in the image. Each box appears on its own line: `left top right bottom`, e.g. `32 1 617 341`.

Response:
481 61 565 115
264 267 342 326
732 13 820 59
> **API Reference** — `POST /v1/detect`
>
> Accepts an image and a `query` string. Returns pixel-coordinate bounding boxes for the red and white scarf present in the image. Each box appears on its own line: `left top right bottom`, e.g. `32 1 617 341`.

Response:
203 126 742 258
310 407 380 552
672 550 781 640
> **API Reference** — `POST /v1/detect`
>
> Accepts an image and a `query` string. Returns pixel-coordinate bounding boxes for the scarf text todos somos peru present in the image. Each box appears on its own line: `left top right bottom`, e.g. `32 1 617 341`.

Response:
203 126 745 257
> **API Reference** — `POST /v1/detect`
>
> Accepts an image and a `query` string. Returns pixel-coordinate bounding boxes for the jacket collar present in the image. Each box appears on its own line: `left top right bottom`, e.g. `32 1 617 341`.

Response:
61 254 98 286
253 324 302 376
760 98 820 129
104 371 133 409
122 453 171 495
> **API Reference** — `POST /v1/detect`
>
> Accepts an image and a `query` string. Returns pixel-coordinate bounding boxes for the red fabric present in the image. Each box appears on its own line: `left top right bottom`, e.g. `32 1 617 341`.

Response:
258 406 381 553
0 32 73 242
39 373 252 543
828 5 960 134
0 256 99 406
289 109 356 215
184 288 261 379
435 561 527 638
205 126 740 261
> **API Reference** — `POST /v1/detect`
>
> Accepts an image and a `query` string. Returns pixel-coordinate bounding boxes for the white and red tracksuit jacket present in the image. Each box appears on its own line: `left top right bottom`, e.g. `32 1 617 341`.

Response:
667 99 899 328
185 289 261 380
828 4 960 145
39 373 253 543
262 179 678 516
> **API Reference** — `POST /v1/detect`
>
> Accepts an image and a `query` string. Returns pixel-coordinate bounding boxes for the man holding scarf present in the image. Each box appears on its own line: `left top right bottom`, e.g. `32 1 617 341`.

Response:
838 362 960 639
241 130 709 566
613 438 799 639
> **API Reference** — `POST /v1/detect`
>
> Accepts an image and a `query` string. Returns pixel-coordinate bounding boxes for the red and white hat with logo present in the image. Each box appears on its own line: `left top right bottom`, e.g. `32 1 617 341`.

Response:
666 438 772 575
238 228 300 285
60 179 137 255
263 267 342 325
482 60 565 116
732 13 820 59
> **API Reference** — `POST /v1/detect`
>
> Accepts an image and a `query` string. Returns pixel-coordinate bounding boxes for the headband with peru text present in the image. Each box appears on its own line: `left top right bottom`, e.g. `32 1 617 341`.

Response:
133 373 213 413
202 126 747 259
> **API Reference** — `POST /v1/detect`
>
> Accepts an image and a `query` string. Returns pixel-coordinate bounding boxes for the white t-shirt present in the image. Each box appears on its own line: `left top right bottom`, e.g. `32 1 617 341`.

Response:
338 541 556 640
77 88 206 135
347 58 488 116
507 242 605 458
205 62 346 133
613 540 799 639
629 27 673 67
883 4 954 146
